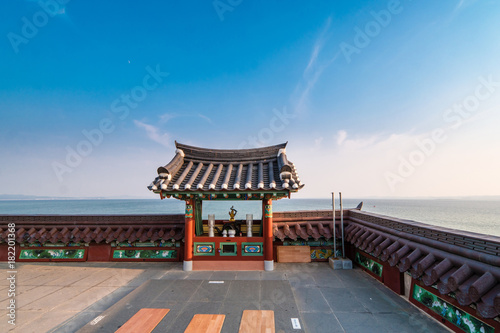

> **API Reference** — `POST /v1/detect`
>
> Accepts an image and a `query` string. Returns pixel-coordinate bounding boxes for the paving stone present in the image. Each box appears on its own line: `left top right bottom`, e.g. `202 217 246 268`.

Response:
235 271 261 280
161 270 189 280
155 279 203 301
375 312 449 333
225 280 261 302
312 270 344 287
261 280 295 303
260 270 285 280
17 285 64 309
301 311 344 333
188 280 229 302
285 271 317 287
22 286 92 311
54 286 118 312
96 269 144 287
335 311 386 333
293 286 330 313
15 309 77 333
354 286 404 313
184 271 214 280
210 271 237 281
69 269 114 287
321 287 368 313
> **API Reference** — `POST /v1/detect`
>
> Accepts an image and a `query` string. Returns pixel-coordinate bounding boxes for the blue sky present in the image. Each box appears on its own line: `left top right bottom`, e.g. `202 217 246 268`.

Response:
1 0 499 198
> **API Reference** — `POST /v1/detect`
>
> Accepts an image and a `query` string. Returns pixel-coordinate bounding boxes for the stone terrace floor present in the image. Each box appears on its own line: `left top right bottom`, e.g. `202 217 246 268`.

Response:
0 262 450 333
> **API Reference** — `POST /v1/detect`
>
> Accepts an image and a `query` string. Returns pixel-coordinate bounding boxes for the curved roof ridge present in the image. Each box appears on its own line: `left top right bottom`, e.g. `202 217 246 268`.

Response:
174 141 287 162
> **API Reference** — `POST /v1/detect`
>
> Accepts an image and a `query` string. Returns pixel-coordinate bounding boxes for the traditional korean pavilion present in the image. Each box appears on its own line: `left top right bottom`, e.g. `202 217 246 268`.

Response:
148 141 304 271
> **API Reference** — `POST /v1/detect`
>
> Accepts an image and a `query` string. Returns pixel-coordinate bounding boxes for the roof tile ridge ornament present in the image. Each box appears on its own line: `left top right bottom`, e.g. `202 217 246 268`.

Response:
245 163 253 189
233 164 243 189
172 161 193 190
258 162 264 189
276 146 295 189
221 164 233 190
209 164 224 190
268 161 276 189
184 162 203 190
157 148 185 178
291 163 300 189
176 148 185 157
197 163 214 190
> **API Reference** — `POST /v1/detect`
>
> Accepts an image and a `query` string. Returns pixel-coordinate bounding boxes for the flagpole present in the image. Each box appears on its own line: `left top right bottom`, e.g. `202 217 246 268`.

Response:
332 192 336 258
340 192 345 258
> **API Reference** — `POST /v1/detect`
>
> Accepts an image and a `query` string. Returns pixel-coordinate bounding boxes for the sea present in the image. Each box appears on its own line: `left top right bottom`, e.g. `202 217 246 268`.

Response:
0 198 499 237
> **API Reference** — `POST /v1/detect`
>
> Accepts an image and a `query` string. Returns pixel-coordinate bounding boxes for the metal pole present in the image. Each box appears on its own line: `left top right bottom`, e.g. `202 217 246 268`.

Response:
332 192 336 258
340 192 345 258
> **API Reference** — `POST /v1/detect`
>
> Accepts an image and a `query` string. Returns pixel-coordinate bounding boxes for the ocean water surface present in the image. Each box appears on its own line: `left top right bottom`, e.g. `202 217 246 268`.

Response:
0 198 499 237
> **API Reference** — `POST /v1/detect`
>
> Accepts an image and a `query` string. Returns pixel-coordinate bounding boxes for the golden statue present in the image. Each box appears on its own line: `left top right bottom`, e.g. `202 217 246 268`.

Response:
228 206 237 221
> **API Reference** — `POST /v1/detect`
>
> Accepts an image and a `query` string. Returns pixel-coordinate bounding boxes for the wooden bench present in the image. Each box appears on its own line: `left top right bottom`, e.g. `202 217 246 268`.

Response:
115 308 170 333
238 310 275 333
184 314 226 333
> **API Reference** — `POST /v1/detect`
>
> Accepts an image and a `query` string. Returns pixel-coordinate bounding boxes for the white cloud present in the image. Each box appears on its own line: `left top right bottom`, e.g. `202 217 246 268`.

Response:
336 130 347 146
292 17 339 115
134 120 170 147
293 121 500 198
159 113 177 124
198 113 213 124
450 0 479 20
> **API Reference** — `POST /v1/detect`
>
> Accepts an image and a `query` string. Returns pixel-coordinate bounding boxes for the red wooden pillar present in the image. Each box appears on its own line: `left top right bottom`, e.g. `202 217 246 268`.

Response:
184 198 195 271
263 198 274 271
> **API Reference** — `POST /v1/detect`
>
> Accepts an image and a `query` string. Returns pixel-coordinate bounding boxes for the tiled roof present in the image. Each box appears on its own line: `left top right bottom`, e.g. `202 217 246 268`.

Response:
273 221 339 241
0 215 185 245
346 210 500 319
148 142 304 193
272 211 340 241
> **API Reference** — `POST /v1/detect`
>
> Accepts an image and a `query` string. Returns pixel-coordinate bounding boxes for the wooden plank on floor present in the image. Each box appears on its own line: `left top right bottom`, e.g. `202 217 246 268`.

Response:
277 245 311 263
184 314 225 333
115 308 170 333
238 310 275 333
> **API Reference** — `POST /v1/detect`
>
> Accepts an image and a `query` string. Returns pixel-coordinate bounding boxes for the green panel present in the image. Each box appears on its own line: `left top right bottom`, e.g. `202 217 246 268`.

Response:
412 284 494 333
242 242 263 256
19 249 85 260
220 242 238 256
134 242 155 247
310 249 334 260
112 249 177 259
194 242 215 256
355 252 383 277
